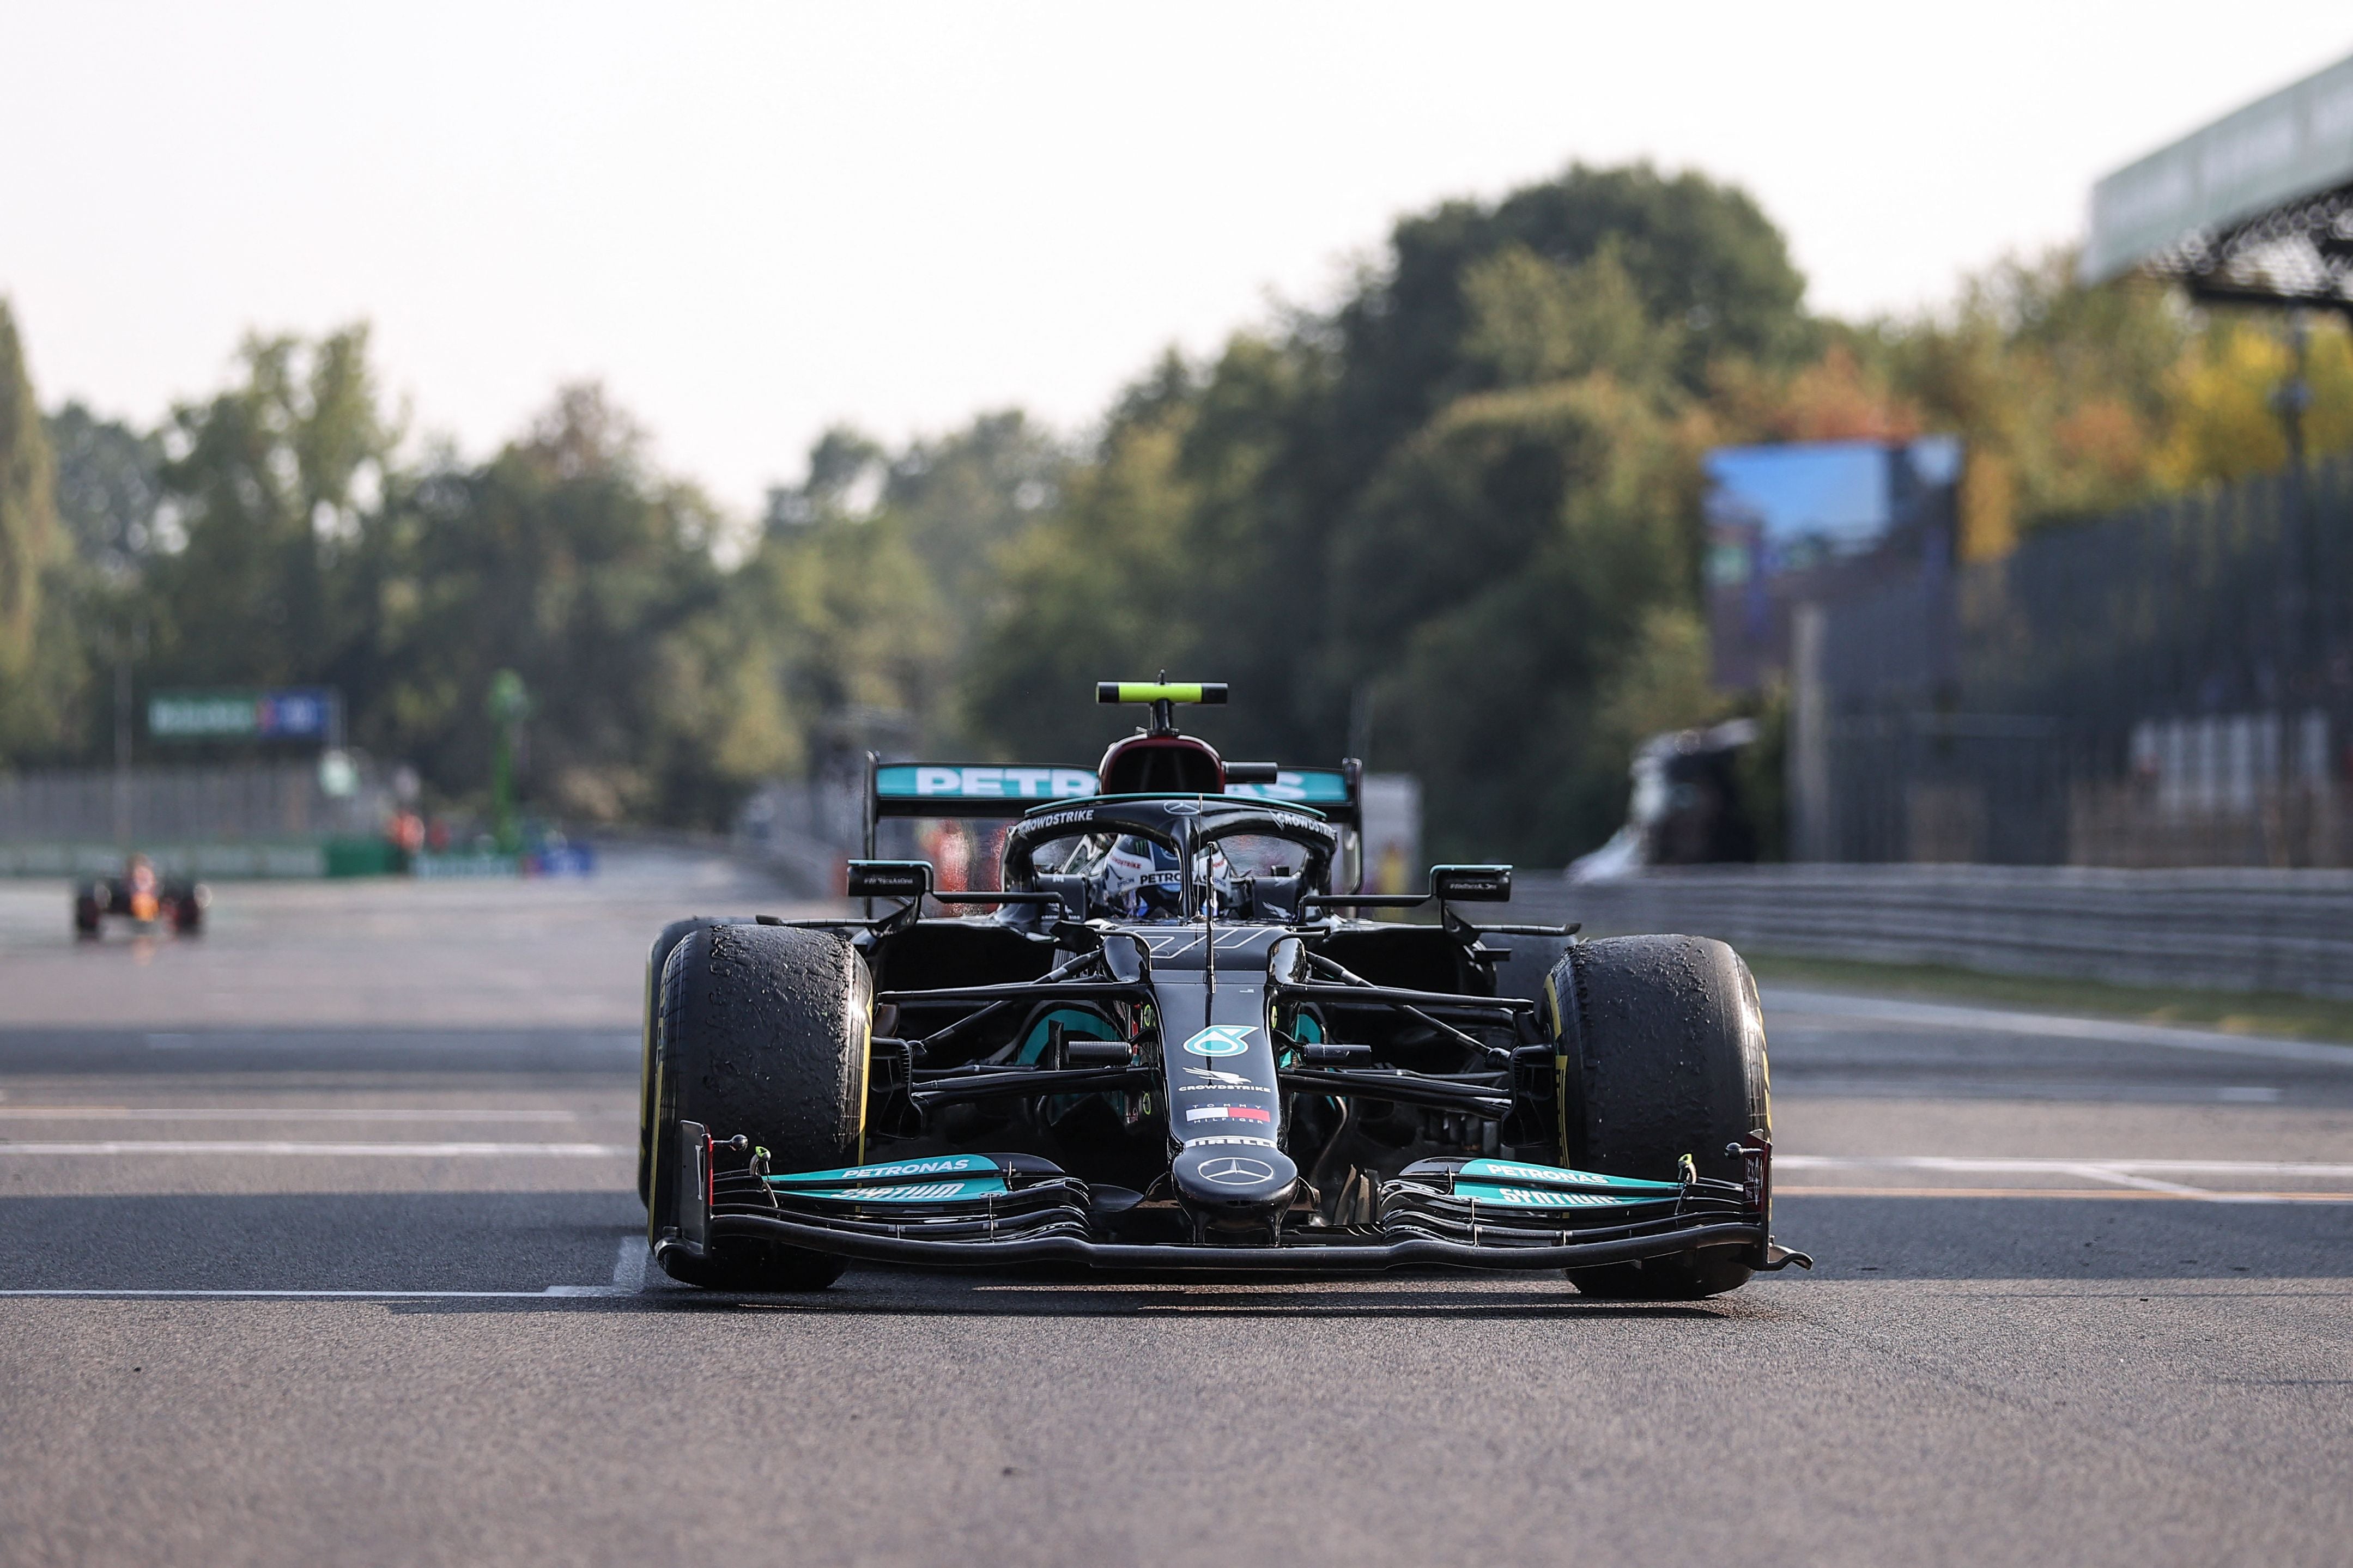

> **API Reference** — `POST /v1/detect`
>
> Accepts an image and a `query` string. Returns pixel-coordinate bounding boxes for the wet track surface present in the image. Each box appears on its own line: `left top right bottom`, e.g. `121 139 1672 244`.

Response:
2 855 2349 1566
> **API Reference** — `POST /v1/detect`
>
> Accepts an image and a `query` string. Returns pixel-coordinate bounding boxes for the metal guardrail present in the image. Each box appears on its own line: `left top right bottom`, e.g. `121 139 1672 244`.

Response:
0 842 330 878
0 762 385 846
595 823 843 899
1517 865 2353 1001
1802 455 2353 867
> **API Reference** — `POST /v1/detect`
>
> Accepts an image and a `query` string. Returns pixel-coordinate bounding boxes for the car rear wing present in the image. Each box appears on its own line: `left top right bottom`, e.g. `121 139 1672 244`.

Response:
861 754 1363 855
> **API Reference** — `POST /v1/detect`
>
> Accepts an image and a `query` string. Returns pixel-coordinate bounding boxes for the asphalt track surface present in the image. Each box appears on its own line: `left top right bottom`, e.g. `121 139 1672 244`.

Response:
3 853 2349 1567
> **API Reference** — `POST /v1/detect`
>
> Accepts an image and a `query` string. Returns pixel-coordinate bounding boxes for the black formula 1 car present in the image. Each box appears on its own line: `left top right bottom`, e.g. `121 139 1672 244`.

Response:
641 683 1809 1297
74 855 208 939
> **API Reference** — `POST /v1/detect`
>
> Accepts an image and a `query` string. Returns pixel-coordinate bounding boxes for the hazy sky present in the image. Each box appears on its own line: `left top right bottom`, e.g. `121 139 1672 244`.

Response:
5 4 2351 514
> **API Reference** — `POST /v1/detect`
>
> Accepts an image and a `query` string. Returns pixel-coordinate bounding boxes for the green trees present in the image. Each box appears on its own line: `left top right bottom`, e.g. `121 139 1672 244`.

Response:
967 396 1206 764
1333 380 1697 859
0 301 88 763
965 174 2353 863
0 301 58 686
7 161 2338 858
351 385 747 824
964 162 1804 860
145 329 393 689
0 336 944 830
48 402 162 572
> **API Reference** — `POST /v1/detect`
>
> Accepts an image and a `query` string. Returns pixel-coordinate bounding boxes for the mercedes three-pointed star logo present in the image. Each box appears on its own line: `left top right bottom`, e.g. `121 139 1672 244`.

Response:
1198 1156 1276 1186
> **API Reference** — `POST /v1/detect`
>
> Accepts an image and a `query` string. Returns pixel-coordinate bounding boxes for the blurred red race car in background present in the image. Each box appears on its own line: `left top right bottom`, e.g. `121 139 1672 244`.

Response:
74 854 208 939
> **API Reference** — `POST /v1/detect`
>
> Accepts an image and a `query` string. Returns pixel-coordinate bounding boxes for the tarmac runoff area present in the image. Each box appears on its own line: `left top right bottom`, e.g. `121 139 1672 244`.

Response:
0 855 2348 1567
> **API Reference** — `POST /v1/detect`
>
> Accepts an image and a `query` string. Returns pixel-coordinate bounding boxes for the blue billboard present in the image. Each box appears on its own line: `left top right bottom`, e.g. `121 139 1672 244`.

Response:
1705 437 1961 691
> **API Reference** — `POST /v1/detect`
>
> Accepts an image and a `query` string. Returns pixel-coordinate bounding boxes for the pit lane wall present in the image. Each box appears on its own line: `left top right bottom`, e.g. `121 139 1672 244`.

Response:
1513 865 2353 1001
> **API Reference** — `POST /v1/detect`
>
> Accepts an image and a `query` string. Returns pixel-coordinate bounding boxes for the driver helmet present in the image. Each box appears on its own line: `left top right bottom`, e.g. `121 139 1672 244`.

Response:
1091 836 1184 920
1088 836 1241 921
1194 841 1238 914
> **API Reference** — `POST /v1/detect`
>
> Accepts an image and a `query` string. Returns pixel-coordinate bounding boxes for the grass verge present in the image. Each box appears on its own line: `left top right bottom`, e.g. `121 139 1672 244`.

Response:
1742 951 2353 1045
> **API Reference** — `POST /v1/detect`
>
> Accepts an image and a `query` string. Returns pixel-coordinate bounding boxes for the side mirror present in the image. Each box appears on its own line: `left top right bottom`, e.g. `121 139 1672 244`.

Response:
846 860 933 901
1431 865 1511 903
1223 762 1281 785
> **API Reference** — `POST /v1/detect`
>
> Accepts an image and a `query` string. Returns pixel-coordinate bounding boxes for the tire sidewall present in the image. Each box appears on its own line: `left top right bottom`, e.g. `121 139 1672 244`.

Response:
1548 934 1772 1300
647 923 872 1289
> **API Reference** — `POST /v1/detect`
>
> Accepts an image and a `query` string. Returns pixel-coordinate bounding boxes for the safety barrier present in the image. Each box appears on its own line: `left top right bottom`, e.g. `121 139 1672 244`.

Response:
1514 864 2353 1001
0 841 330 878
0 762 384 845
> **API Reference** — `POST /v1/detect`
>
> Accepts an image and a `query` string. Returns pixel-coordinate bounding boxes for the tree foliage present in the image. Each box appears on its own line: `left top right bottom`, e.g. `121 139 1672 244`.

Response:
5 165 2345 860
144 329 393 690
48 402 163 574
965 162 1796 859
0 300 58 680
1 337 963 829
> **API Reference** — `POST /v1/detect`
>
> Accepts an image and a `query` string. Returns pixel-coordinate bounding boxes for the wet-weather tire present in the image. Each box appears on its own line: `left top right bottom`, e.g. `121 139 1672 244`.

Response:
646 922 871 1292
1548 934 1772 1301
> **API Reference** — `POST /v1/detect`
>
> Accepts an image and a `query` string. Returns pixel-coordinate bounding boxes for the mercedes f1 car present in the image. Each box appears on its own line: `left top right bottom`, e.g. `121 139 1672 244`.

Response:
640 683 1809 1298
75 854 208 939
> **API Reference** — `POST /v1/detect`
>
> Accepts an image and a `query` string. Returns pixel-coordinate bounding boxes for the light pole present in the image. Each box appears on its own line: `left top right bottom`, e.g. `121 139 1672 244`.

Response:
2269 311 2316 864
110 617 145 854
486 669 532 855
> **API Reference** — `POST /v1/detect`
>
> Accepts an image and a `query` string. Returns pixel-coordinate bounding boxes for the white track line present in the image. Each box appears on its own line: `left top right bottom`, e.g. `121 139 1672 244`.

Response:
0 1288 617 1300
0 1239 659 1302
0 1141 629 1157
1774 1187 2353 1202
1759 988 2353 1066
610 1235 650 1293
0 1108 582 1122
2067 1168 2225 1199
1779 1154 2353 1202
1778 1157 2353 1177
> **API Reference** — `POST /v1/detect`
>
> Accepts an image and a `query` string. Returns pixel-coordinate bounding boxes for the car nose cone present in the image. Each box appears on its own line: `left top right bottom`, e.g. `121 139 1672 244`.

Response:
1172 1142 1299 1211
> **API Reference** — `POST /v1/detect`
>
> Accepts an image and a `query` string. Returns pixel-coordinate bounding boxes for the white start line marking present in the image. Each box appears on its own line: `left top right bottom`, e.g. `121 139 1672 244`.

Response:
0 1238 664 1302
0 1289 616 1300
1778 1155 2353 1203
0 1108 583 1122
1757 989 2353 1067
0 1141 630 1157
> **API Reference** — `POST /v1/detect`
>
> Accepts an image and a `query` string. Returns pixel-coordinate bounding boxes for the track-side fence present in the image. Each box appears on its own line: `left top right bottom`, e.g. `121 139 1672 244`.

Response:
0 762 384 847
1519 865 2353 1000
1800 456 2353 867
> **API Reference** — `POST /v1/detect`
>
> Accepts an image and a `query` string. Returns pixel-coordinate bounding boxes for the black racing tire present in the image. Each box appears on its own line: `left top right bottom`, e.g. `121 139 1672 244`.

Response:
1488 930 1573 1010
1549 934 1771 1301
647 922 872 1292
638 916 757 1205
74 892 102 939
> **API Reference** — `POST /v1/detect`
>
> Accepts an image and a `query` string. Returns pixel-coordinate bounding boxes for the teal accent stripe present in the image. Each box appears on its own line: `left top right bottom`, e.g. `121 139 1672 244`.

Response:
1017 1008 1123 1066
1221 769 1351 805
876 764 1098 802
769 1154 998 1186
1457 1158 1683 1194
1454 1182 1673 1211
779 1176 1010 1204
